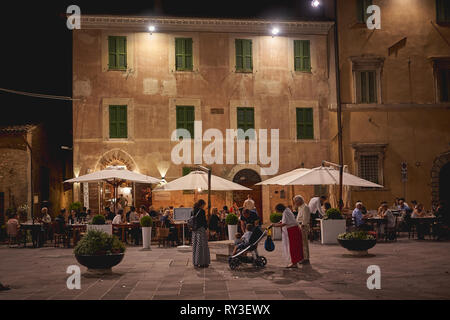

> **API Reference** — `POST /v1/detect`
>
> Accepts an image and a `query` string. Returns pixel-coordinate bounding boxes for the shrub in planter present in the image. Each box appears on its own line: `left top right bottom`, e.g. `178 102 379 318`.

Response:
91 215 106 225
69 202 83 214
225 213 239 225
337 231 376 253
324 208 344 220
270 212 283 223
140 216 153 227
74 230 125 256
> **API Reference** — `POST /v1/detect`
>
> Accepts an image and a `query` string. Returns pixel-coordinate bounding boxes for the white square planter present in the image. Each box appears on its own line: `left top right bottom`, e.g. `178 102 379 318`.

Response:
272 227 282 240
228 225 238 241
320 219 346 244
87 224 112 235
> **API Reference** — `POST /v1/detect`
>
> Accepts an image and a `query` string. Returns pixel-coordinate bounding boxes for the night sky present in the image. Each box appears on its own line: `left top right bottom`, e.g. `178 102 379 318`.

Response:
0 0 328 146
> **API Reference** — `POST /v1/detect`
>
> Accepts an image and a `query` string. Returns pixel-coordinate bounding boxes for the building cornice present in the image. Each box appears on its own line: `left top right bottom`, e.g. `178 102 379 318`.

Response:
328 103 450 112
79 15 334 35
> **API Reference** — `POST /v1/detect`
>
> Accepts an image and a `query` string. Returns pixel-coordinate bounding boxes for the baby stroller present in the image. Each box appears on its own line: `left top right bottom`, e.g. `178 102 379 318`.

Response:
228 226 272 270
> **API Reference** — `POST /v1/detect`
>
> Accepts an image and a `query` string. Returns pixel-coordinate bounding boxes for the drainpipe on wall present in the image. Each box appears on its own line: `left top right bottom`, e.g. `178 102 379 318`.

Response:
22 132 33 224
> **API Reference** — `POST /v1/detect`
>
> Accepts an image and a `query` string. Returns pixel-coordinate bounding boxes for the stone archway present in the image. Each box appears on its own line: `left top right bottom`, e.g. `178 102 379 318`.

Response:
232 168 263 222
94 149 138 172
431 151 450 207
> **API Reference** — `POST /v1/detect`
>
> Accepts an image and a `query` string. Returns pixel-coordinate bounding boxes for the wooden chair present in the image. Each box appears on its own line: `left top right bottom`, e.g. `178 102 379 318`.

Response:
52 222 68 248
156 227 170 247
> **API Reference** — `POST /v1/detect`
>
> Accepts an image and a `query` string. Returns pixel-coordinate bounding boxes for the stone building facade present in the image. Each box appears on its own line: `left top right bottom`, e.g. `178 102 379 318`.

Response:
72 16 337 222
330 0 450 210
0 125 71 223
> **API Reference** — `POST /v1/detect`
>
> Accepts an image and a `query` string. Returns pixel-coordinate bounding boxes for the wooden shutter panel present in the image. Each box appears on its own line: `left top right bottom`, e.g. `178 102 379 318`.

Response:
302 41 311 71
175 38 184 70
235 39 243 71
243 40 253 71
108 37 116 68
109 106 117 138
294 41 301 71
185 38 193 70
118 106 127 138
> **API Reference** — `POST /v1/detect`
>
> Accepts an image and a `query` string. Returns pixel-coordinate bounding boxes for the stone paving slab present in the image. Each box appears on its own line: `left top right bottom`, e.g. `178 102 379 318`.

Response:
1 238 450 300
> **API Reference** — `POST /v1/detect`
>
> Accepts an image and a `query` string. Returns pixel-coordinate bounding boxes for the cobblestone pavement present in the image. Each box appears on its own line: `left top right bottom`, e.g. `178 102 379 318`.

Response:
0 237 449 300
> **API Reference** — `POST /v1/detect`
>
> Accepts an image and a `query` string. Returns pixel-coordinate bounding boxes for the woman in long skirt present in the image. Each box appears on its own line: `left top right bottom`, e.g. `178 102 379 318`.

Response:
271 203 303 268
191 199 210 268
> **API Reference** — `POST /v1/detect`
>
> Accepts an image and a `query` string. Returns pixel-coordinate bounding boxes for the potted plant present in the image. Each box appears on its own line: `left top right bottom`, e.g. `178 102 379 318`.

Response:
87 214 112 235
74 230 126 273
69 202 83 215
140 216 153 250
320 208 346 244
338 231 376 256
270 212 283 240
225 213 239 241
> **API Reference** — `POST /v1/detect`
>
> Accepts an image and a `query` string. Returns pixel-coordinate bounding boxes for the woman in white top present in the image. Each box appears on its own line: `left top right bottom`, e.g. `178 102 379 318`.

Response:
112 209 124 224
271 203 304 268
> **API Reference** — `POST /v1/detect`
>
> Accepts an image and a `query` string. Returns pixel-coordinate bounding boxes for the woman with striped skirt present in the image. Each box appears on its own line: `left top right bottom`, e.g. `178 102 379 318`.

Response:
191 199 210 268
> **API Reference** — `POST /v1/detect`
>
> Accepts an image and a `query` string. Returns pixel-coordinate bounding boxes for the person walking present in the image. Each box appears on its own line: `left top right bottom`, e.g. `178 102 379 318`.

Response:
191 199 210 268
271 203 303 268
294 195 310 264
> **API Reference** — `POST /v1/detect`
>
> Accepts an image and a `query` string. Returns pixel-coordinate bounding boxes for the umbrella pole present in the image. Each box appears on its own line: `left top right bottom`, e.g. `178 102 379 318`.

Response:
207 169 211 216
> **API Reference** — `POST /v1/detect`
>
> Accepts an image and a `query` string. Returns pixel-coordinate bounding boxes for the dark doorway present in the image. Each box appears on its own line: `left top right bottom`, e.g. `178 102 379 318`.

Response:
233 169 263 223
439 162 450 205
0 192 4 226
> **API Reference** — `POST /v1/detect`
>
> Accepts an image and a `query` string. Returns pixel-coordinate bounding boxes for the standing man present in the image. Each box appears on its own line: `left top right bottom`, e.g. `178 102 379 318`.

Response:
309 195 327 221
294 195 310 264
243 195 256 211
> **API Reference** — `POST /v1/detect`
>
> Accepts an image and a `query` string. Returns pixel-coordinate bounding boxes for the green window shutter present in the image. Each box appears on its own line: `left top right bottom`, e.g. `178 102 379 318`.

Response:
296 108 314 140
235 39 252 72
440 68 450 102
294 40 311 72
108 36 127 70
109 105 127 138
359 71 377 103
176 106 195 138
437 0 450 23
175 38 193 71
357 0 373 23
237 107 255 139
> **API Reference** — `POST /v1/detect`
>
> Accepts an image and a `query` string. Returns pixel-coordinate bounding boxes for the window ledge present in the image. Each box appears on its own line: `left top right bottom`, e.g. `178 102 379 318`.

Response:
105 139 133 143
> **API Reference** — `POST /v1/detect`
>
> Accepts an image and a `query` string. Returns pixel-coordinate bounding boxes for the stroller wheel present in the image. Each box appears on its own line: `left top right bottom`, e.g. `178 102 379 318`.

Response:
255 256 267 268
229 258 240 270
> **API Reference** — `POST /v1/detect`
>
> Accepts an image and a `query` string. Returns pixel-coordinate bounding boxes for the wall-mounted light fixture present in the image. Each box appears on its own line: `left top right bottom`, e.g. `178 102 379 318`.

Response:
311 0 320 8
148 25 156 35
271 27 280 37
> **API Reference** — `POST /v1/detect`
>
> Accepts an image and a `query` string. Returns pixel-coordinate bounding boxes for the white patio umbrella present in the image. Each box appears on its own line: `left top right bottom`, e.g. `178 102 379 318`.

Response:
257 165 383 187
64 166 161 213
153 171 251 192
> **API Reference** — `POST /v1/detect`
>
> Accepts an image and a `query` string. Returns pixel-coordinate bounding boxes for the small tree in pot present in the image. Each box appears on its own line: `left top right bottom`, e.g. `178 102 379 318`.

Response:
270 212 283 240
140 216 153 250
225 213 239 241
87 214 112 234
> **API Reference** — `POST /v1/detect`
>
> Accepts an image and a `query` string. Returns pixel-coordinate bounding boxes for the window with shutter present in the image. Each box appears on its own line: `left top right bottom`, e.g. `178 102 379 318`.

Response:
356 0 373 23
294 40 311 72
176 106 195 139
439 68 450 102
109 105 127 138
175 38 193 71
357 71 377 103
235 39 253 72
296 108 314 140
108 36 127 70
437 0 450 24
359 155 379 184
237 107 255 139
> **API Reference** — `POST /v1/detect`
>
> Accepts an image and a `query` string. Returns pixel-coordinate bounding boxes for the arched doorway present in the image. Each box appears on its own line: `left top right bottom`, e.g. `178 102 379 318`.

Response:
439 163 450 206
431 151 450 207
233 169 263 222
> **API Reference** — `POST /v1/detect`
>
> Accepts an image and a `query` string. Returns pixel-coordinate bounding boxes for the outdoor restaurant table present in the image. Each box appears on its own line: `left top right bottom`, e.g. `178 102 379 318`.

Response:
410 216 437 238
66 223 87 247
364 216 387 240
20 222 44 248
113 223 140 243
